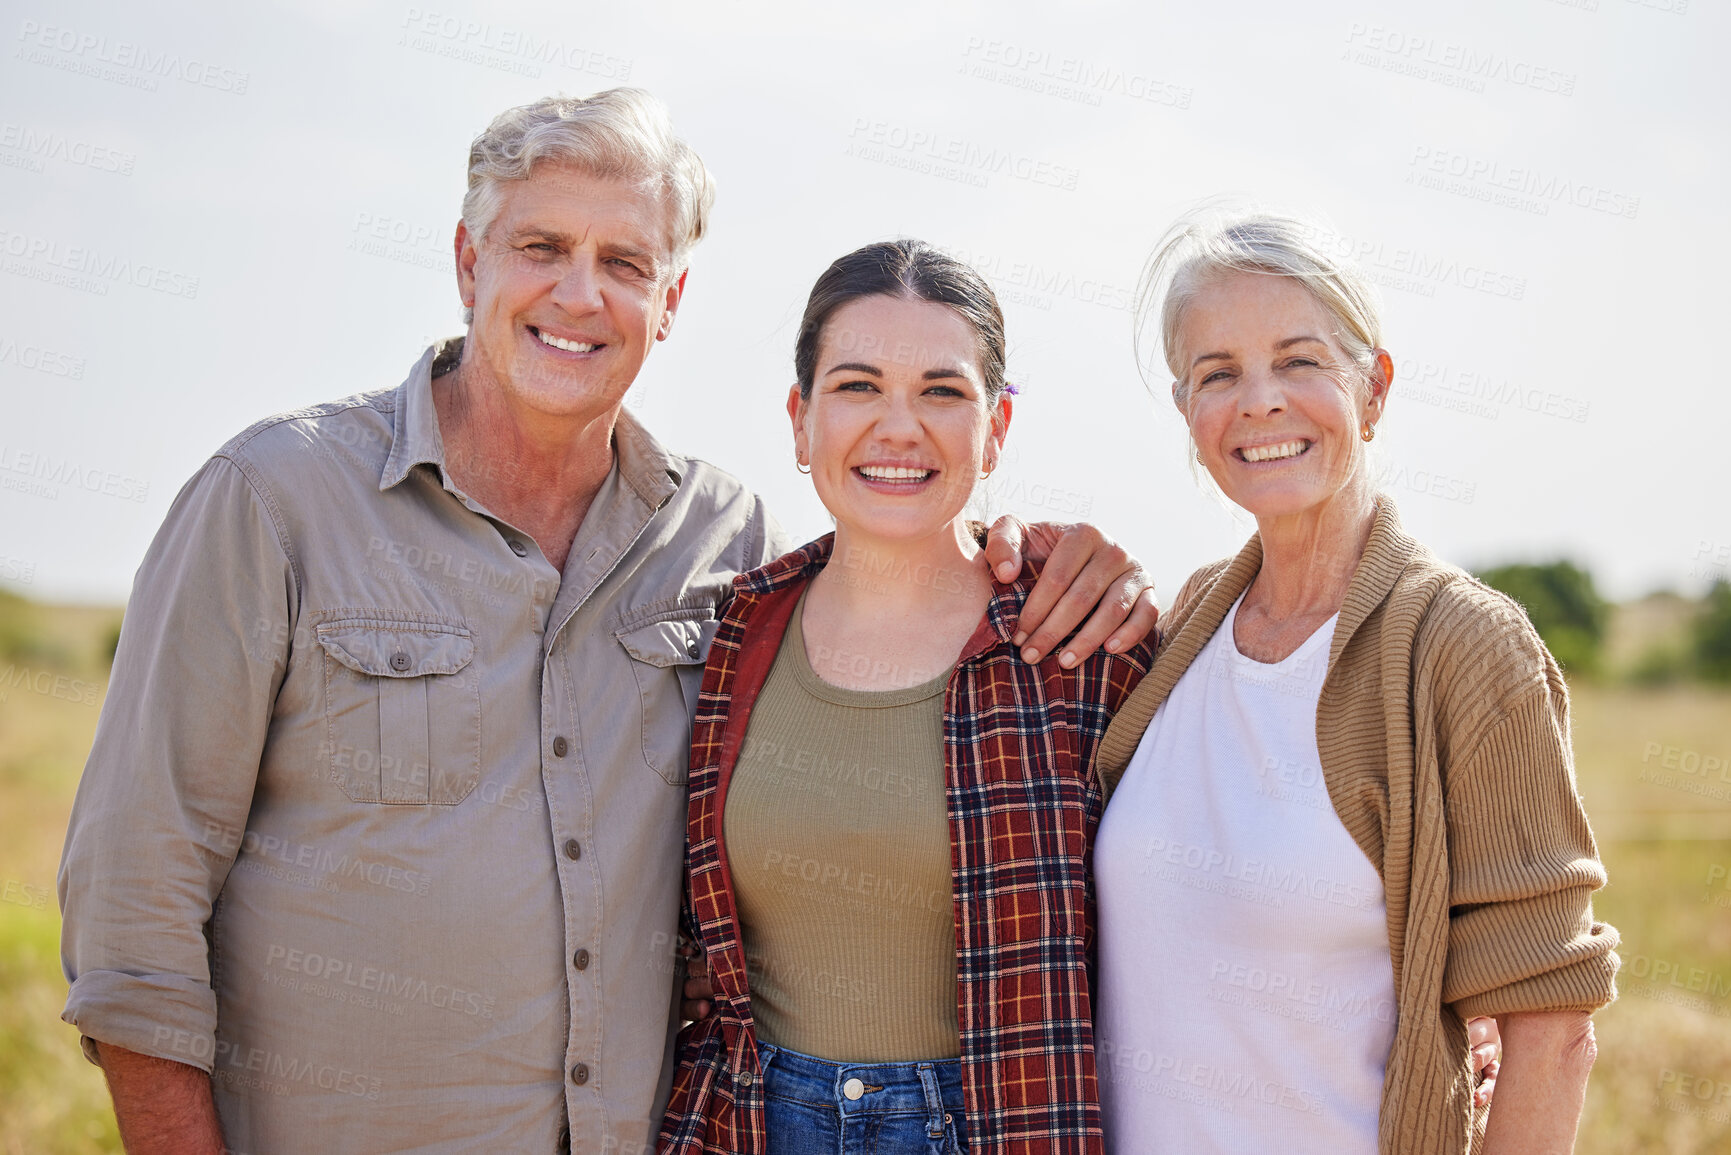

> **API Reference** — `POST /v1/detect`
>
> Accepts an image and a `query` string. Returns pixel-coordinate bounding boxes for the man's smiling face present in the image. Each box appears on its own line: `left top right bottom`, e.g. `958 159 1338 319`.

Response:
455 162 685 421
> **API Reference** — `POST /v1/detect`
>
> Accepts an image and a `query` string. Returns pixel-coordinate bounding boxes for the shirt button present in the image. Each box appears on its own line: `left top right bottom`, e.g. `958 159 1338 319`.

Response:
843 1077 865 1100
570 1063 589 1086
508 539 529 557
563 839 581 861
389 652 411 672
737 1070 754 1088
552 736 569 758
572 948 590 971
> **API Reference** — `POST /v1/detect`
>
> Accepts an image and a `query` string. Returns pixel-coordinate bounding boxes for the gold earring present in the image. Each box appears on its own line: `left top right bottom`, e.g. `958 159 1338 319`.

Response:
1361 423 1376 442
795 453 811 475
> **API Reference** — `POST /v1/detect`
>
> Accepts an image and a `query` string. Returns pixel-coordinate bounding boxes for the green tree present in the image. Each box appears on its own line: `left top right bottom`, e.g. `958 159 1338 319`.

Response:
1475 560 1608 676
1694 581 1731 683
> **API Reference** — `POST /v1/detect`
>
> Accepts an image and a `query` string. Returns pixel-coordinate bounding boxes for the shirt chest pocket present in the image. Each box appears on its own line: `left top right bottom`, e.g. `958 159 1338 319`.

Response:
616 614 718 787
316 618 482 804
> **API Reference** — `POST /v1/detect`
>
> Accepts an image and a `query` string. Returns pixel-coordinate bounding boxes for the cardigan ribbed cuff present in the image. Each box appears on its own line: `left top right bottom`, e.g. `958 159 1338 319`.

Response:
1450 947 1620 1020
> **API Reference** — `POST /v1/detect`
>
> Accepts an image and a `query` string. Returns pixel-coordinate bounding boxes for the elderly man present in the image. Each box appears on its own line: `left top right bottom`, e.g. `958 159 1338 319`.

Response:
58 89 1157 1154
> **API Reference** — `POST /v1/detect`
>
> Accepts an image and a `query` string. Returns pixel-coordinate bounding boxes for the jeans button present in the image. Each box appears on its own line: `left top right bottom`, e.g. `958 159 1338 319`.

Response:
843 1077 864 1100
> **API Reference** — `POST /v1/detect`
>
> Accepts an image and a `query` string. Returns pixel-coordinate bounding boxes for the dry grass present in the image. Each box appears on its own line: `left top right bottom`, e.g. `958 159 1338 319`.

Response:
1573 682 1731 1152
0 601 121 1153
0 601 1725 1151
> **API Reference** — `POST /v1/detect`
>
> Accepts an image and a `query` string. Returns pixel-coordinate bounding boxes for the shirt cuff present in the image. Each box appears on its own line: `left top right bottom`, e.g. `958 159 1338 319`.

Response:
63 969 220 1073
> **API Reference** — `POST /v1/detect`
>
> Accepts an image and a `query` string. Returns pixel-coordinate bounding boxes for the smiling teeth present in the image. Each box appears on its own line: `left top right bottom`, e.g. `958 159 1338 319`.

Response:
1241 440 1309 463
860 465 932 481
536 330 598 353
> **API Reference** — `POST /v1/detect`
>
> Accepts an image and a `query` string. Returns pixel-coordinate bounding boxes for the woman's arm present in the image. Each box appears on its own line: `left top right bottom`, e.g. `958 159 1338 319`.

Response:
1479 1009 1597 1154
1421 583 1616 1146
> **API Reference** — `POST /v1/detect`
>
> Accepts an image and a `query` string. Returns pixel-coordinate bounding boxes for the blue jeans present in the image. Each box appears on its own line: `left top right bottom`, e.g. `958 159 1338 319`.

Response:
759 1042 968 1155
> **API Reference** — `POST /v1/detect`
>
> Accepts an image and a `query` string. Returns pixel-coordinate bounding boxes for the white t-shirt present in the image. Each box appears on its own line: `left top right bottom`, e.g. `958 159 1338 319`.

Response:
1094 594 1395 1154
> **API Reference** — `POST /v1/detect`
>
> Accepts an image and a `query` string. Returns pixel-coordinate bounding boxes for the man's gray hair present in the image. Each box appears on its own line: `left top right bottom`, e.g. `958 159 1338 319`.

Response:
462 88 715 272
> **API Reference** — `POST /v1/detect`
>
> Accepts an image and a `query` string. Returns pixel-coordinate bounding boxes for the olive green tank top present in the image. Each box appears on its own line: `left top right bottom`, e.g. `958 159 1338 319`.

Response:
722 592 959 1061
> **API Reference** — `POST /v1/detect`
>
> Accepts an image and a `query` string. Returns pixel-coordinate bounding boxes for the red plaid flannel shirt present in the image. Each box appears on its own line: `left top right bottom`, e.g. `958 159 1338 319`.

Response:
659 535 1152 1155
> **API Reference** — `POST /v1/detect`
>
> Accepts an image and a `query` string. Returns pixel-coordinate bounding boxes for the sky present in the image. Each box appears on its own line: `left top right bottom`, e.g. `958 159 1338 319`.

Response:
1 0 1726 605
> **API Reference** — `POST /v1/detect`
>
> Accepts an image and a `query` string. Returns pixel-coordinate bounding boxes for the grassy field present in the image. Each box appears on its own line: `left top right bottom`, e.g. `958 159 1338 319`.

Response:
0 598 121 1153
1 598 1727 1152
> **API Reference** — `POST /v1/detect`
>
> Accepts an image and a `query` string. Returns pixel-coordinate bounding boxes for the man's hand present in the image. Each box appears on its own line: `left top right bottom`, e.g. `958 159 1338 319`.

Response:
984 516 1158 666
679 939 715 1022
1469 1014 1501 1108
94 1041 225 1155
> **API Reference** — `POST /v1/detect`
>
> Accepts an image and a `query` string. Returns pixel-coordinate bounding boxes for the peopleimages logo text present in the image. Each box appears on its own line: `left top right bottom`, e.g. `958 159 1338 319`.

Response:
0 445 149 503
0 227 199 299
0 122 135 174
15 20 250 93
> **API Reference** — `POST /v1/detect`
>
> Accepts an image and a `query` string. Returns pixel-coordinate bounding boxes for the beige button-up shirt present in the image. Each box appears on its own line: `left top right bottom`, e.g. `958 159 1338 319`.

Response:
59 340 788 1154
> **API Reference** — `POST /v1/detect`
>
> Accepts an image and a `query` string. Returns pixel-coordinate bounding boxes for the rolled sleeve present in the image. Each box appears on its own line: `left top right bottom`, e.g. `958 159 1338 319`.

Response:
1441 683 1620 1019
59 454 296 1070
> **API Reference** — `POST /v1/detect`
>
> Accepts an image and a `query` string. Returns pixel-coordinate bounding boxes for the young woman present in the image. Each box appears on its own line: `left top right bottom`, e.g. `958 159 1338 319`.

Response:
659 239 1153 1155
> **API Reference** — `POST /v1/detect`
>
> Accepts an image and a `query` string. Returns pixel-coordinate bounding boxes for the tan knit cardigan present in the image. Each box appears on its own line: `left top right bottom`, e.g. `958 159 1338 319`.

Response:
1095 499 1619 1155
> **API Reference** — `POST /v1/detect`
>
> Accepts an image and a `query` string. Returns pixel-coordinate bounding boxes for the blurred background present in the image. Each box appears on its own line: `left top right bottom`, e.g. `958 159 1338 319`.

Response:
1 0 1725 1150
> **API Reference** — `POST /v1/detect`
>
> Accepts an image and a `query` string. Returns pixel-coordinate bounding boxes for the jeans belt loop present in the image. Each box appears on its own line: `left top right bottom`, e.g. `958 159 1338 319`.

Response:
916 1062 945 1139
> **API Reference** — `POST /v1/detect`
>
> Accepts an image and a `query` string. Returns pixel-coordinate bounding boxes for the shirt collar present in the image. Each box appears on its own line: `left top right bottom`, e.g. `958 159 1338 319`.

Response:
379 339 458 492
379 336 683 510
612 404 683 512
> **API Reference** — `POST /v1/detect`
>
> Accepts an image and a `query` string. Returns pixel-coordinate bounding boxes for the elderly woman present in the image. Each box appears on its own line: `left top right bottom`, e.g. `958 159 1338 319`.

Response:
660 239 1152 1155
1091 213 1618 1155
